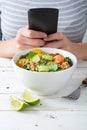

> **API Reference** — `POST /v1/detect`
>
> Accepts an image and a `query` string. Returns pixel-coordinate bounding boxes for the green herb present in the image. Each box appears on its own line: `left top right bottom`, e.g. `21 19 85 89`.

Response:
20 54 27 59
26 51 37 60
64 57 73 66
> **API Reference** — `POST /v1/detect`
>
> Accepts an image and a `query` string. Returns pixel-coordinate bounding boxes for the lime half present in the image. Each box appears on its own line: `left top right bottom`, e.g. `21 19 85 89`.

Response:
22 90 40 105
10 97 28 111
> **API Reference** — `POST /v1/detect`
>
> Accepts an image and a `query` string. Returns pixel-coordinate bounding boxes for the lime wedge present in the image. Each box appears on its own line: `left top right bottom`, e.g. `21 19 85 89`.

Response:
10 97 28 111
22 90 40 105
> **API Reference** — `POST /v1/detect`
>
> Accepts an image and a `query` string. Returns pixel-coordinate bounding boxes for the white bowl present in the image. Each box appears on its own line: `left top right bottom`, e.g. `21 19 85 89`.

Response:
12 48 77 96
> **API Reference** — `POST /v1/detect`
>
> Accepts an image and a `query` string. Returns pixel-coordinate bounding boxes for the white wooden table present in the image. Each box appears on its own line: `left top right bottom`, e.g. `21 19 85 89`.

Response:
0 58 87 130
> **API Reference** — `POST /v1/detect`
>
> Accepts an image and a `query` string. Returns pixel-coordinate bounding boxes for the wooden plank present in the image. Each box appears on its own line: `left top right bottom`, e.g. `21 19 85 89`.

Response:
0 86 87 111
0 57 87 130
0 111 87 130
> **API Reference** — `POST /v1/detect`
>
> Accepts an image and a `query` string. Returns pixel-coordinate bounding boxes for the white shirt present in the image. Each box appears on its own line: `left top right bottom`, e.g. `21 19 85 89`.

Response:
1 0 87 42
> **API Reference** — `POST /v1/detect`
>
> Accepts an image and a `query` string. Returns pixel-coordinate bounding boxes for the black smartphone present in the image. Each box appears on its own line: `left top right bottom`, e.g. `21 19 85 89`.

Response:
28 8 59 35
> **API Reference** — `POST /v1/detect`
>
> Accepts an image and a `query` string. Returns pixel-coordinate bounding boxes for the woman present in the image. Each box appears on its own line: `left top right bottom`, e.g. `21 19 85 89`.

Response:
0 0 87 59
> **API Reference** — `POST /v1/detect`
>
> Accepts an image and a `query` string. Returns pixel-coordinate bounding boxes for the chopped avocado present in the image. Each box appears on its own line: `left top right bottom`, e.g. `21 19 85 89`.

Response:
42 54 53 61
31 55 40 63
37 65 49 72
48 64 58 71
64 57 73 66
26 51 40 63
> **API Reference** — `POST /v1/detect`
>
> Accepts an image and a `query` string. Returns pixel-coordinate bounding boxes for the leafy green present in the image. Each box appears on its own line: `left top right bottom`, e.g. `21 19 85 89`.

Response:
64 57 73 66
26 51 37 60
20 54 28 59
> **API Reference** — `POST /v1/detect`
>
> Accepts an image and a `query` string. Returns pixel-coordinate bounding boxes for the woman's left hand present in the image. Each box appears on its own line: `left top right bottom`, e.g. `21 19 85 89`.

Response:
44 32 74 51
43 32 81 59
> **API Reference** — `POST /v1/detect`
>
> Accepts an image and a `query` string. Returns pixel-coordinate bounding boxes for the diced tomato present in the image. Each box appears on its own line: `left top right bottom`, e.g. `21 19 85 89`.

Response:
54 54 64 64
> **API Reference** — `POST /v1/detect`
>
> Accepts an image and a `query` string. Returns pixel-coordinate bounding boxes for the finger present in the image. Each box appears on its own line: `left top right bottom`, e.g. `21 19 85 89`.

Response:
44 32 64 41
28 30 47 38
16 44 37 51
16 35 45 47
44 41 64 49
26 38 45 47
26 25 29 29
22 29 47 39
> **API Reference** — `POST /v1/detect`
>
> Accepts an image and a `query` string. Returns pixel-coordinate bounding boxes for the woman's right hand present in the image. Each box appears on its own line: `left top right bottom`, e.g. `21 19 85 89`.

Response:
15 26 47 51
0 26 47 58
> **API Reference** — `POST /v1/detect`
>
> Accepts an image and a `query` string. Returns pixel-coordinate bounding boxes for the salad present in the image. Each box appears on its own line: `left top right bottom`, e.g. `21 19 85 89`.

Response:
16 49 73 72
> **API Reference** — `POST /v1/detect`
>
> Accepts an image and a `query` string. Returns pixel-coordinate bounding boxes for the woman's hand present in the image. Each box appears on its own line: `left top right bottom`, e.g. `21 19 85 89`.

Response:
16 26 47 50
43 32 74 50
0 26 47 58
43 32 84 60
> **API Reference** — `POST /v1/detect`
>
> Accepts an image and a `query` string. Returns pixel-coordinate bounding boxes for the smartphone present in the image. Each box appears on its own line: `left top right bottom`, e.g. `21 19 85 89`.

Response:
28 8 59 35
